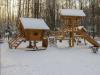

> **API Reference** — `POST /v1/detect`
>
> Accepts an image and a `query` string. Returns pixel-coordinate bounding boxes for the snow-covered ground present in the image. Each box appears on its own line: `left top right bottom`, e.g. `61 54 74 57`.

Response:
0 40 100 75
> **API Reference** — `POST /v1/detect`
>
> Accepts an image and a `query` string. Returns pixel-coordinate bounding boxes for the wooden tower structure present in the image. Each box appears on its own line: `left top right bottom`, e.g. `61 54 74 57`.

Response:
60 9 86 47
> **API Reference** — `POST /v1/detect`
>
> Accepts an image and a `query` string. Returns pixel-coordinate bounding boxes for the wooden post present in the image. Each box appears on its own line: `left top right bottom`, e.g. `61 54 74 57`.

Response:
42 38 48 48
69 18 74 47
69 31 74 47
27 40 33 48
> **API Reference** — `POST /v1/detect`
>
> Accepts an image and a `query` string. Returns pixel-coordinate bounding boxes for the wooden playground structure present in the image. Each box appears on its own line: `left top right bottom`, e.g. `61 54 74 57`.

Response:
8 9 100 52
50 9 100 50
8 18 49 50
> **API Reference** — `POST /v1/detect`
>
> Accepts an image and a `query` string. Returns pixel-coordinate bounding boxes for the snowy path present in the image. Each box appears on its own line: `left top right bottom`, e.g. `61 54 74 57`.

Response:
0 42 100 75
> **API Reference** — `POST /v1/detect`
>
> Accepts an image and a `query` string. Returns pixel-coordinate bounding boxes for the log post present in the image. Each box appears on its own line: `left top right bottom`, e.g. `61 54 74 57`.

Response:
27 41 33 48
69 31 74 47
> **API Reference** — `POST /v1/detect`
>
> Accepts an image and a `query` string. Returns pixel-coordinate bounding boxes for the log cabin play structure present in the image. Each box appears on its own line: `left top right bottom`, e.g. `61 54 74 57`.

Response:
50 9 100 52
8 9 100 52
8 18 49 50
60 9 100 50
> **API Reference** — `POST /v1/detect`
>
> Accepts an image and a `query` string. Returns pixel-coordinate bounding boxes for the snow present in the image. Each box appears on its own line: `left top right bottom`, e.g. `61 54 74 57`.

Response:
20 18 50 30
78 26 87 31
1 40 100 75
60 9 86 16
56 40 68 48
78 26 84 29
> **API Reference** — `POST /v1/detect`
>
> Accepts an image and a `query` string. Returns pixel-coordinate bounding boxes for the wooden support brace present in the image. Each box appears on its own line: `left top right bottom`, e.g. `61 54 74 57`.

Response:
69 32 74 47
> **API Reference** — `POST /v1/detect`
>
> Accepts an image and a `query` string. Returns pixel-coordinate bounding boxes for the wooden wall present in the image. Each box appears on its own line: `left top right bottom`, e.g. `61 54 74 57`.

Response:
24 29 44 41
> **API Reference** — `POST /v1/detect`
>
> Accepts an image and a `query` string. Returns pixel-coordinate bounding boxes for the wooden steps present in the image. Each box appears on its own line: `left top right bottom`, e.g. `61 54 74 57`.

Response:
8 33 25 49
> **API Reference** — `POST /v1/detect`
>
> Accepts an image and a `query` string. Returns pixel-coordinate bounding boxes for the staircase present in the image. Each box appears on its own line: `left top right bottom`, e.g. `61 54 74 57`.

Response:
8 33 25 49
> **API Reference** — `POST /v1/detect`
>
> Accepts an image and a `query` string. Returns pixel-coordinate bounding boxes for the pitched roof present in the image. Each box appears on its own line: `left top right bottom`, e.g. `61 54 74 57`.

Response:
60 9 86 17
20 18 50 30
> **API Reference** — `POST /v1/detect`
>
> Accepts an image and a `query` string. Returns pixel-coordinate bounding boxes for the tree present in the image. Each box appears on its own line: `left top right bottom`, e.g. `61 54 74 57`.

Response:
34 0 40 18
0 0 100 37
46 0 56 30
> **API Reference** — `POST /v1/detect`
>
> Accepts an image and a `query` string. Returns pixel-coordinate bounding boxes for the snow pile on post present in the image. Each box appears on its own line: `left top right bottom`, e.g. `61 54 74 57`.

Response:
60 9 86 16
78 26 87 32
20 18 50 30
78 26 84 30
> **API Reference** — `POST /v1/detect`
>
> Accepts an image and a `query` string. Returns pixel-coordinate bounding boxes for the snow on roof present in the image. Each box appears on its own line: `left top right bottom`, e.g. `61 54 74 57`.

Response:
60 9 86 17
20 18 50 30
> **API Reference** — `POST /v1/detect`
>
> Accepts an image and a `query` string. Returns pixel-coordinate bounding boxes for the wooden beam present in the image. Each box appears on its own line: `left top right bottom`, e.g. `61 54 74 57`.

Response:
69 31 74 47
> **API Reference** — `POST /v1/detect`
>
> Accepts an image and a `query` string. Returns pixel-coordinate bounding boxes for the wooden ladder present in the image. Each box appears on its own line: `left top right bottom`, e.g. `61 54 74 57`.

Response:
8 33 25 49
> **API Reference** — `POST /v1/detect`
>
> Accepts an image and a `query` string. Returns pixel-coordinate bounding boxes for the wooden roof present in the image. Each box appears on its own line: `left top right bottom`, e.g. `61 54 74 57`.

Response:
20 18 50 30
60 9 86 17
